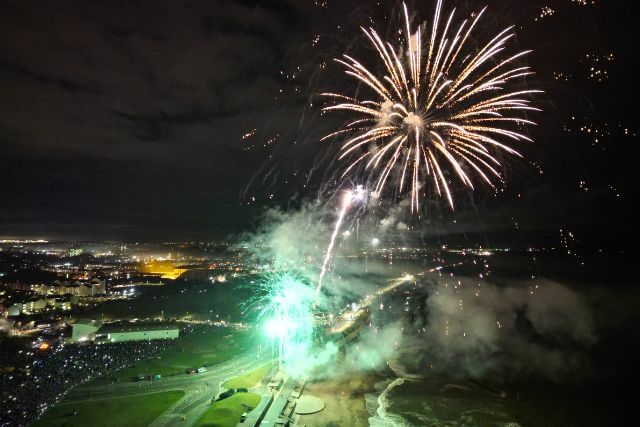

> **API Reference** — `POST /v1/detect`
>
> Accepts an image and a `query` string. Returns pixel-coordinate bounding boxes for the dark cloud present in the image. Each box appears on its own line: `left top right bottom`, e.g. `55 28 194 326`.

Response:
0 0 636 244
0 0 313 239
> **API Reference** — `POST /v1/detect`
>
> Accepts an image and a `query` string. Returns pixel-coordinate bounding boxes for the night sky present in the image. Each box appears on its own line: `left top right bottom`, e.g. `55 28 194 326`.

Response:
0 0 636 246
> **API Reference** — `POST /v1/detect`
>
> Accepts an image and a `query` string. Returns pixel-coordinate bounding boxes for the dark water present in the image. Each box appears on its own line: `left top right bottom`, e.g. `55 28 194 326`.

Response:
382 376 633 426
366 251 639 426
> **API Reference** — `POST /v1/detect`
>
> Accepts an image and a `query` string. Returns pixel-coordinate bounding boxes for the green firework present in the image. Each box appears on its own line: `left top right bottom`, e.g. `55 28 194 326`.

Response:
257 273 317 377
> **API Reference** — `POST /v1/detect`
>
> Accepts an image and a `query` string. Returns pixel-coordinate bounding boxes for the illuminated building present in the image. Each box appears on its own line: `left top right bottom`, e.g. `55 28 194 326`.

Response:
140 260 190 280
96 323 179 342
71 319 102 342
71 320 179 343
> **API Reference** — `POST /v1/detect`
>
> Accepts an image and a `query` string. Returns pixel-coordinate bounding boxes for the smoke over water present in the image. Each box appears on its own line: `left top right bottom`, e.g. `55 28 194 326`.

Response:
240 202 602 385
390 276 597 382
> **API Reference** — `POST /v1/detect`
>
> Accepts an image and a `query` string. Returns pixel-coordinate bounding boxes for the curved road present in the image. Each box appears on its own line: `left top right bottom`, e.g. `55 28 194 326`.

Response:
63 354 268 427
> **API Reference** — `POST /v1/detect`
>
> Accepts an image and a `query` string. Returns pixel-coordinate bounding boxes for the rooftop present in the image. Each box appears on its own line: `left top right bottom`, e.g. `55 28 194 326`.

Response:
97 322 178 334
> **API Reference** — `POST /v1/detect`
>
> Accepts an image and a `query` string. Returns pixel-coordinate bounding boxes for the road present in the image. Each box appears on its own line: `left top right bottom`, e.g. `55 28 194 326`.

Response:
62 353 266 427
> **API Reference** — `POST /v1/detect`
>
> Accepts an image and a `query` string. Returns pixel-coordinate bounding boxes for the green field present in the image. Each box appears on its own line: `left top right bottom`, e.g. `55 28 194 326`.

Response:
222 363 271 389
33 390 184 427
110 327 253 382
194 392 261 427
84 277 258 322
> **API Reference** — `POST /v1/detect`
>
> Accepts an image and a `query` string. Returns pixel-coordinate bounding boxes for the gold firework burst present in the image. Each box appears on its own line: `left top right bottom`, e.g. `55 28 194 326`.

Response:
322 0 541 211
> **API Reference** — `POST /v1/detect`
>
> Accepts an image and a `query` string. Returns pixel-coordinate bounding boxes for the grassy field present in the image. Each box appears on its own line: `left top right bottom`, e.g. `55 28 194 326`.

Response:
33 390 184 427
84 277 258 322
111 327 253 382
194 392 261 427
222 363 271 389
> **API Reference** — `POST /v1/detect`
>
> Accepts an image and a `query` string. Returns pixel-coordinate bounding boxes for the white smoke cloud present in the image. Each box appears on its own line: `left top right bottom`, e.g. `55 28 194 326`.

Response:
400 276 597 381
344 322 403 371
238 203 599 382
302 322 404 380
380 202 407 232
240 202 326 277
0 319 16 334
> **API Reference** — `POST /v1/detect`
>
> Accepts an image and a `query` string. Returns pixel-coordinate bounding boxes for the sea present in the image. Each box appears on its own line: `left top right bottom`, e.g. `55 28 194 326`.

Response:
354 251 638 426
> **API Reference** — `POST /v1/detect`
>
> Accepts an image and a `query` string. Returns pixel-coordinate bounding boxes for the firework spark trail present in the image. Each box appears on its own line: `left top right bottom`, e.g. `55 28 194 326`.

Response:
255 274 316 374
316 190 353 296
322 0 540 211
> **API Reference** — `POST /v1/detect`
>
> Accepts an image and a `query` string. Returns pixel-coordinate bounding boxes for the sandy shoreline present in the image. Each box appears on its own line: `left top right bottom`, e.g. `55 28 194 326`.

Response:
296 372 381 426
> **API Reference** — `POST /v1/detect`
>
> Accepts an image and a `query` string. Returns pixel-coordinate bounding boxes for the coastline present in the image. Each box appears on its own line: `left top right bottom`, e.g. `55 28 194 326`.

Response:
295 372 378 426
367 377 409 427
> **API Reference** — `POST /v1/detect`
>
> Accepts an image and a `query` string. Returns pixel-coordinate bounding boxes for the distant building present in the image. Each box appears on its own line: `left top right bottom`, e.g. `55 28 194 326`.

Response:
6 303 22 317
90 278 106 295
48 297 71 311
4 282 31 292
68 248 83 257
140 260 203 280
23 297 48 313
1 293 73 316
70 320 179 343
71 319 103 342
4 296 50 316
34 279 105 297
30 283 55 295
78 283 93 297
96 323 179 342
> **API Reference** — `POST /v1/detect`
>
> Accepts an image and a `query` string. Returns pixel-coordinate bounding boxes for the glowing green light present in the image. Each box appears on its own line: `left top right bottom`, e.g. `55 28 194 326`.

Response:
257 273 316 376
265 317 294 339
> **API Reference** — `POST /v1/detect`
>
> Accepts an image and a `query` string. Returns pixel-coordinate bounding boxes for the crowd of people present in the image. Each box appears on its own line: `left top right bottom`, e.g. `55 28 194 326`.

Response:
0 337 176 426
